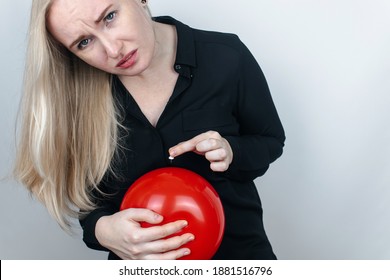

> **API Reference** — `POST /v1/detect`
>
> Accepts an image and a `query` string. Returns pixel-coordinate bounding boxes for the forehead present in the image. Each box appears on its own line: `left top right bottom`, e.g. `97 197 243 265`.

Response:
47 0 115 44
49 0 111 25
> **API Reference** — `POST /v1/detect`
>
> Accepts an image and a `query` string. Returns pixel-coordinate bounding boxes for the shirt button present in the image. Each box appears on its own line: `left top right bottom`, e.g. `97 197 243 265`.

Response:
175 64 181 70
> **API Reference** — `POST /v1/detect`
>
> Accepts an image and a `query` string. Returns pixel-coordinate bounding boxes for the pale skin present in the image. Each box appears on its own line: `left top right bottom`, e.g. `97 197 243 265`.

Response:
47 0 233 259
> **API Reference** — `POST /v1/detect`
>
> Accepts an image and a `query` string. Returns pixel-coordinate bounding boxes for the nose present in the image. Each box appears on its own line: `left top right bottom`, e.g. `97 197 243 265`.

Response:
101 35 123 58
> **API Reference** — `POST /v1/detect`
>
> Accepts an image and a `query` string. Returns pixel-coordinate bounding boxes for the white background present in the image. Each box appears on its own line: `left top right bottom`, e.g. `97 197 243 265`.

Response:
1 0 389 259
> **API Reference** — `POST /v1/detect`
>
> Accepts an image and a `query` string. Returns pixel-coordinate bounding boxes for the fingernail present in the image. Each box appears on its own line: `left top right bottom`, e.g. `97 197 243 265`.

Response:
183 250 190 256
188 235 195 241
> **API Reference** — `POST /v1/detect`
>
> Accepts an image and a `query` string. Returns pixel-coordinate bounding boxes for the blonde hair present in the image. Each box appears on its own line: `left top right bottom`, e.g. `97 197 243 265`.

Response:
14 0 119 231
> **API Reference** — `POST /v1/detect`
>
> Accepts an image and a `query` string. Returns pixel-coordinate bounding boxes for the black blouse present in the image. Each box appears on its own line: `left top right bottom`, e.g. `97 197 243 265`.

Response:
80 16 285 260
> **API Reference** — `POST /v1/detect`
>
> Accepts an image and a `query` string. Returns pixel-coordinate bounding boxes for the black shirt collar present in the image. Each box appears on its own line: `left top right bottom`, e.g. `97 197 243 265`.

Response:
152 16 197 69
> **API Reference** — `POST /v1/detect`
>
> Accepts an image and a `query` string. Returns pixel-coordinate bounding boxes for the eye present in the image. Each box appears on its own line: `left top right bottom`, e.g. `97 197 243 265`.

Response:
104 11 116 23
77 38 91 50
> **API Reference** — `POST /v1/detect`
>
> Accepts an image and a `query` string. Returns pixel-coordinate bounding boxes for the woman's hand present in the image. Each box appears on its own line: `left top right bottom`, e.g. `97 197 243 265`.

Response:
95 208 194 260
169 131 233 172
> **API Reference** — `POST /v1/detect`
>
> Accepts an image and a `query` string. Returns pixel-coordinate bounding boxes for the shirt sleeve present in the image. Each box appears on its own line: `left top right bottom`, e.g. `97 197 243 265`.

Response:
78 184 116 252
224 39 285 181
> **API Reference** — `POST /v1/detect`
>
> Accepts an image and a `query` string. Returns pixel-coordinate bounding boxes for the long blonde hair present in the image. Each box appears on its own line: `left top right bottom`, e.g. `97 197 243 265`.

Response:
14 0 119 231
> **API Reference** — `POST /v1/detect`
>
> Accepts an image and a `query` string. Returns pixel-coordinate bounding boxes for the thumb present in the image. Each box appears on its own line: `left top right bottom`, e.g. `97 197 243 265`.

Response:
121 208 164 225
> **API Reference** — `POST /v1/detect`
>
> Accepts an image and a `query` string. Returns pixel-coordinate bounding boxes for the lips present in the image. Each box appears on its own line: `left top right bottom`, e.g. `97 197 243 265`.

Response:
116 49 137 68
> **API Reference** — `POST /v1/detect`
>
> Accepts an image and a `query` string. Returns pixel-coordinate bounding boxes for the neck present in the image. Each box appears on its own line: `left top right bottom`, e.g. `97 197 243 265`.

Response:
136 21 177 82
153 21 177 66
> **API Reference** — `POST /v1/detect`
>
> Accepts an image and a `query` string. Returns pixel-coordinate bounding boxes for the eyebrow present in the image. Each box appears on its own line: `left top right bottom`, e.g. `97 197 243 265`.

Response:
95 4 113 24
69 34 86 49
68 4 113 49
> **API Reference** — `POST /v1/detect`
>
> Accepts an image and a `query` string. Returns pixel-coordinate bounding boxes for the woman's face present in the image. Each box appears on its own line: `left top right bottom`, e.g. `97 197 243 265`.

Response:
47 0 156 76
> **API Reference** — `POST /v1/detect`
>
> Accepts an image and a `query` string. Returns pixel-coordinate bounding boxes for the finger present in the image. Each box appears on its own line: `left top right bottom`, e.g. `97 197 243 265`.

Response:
143 220 189 241
204 147 228 162
169 131 221 157
144 247 192 260
126 223 193 259
195 138 221 153
210 161 230 172
169 138 199 158
144 233 195 254
121 208 163 224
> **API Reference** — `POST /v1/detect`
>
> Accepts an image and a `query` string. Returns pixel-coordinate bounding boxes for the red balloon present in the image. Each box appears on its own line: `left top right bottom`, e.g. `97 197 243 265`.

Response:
120 167 225 260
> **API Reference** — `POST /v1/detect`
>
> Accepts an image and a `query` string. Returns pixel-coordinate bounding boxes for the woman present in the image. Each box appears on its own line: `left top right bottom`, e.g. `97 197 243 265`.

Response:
14 0 285 260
